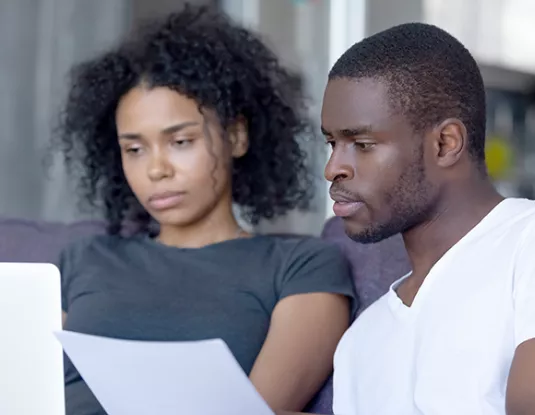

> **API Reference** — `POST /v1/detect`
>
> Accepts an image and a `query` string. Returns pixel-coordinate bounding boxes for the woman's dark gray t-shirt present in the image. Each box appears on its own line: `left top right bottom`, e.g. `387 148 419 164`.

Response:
60 234 356 415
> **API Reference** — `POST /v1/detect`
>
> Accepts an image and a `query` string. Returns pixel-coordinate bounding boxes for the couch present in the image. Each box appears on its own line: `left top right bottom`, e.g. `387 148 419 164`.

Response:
0 216 410 414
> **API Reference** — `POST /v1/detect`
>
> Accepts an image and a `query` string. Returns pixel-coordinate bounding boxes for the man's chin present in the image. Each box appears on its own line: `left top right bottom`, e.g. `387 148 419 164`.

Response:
342 220 391 244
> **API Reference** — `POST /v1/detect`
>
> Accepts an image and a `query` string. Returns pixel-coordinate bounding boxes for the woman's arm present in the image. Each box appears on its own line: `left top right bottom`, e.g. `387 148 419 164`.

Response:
250 292 350 412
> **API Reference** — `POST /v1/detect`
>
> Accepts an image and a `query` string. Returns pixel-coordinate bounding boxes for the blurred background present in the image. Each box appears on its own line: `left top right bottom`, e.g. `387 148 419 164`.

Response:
1 0 534 236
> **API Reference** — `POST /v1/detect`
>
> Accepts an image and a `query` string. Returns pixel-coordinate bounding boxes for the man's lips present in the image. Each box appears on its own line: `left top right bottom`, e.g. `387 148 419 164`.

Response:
332 200 365 217
329 192 365 218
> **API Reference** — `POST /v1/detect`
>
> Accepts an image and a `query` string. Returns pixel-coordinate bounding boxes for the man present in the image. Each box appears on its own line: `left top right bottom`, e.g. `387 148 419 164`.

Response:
279 22 535 415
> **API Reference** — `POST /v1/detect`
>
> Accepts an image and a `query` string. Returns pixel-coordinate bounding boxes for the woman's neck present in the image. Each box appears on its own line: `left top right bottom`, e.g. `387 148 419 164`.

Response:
157 203 247 249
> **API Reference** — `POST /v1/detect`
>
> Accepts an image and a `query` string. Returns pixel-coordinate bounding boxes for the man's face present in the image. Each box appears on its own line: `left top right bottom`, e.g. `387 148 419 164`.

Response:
321 77 439 243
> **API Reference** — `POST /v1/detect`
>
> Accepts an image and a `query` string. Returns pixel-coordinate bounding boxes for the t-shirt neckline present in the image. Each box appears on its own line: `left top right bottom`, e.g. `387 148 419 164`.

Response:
387 198 511 318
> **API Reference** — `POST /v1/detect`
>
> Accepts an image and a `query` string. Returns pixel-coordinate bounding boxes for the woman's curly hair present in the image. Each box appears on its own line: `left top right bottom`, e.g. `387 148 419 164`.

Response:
53 4 313 235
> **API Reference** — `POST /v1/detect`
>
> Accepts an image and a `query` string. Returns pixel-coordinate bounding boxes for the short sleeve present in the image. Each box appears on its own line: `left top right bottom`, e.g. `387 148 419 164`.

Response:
277 237 358 314
57 238 88 313
58 245 74 312
513 223 535 347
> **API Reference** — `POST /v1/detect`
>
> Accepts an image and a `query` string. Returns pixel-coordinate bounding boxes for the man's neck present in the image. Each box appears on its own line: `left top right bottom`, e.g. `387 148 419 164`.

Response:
403 180 503 283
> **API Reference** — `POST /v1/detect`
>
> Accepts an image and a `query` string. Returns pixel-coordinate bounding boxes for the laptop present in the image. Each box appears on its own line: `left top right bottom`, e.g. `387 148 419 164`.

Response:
0 263 65 415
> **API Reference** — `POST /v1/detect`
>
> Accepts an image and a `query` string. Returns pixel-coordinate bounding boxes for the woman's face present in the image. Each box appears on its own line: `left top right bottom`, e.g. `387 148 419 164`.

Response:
115 86 248 228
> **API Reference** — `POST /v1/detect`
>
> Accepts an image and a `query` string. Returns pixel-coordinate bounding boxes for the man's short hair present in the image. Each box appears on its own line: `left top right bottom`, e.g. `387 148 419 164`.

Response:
329 23 486 165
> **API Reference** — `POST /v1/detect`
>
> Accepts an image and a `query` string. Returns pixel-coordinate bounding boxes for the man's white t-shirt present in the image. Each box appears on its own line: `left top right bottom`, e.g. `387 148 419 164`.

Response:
333 198 535 415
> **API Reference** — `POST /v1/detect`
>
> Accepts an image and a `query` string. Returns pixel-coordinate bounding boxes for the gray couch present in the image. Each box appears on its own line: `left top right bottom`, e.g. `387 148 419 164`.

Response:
0 216 410 414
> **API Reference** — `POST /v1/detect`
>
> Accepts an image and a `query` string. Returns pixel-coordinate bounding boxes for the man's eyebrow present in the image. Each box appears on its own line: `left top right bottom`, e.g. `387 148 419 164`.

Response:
320 125 373 137
339 126 373 137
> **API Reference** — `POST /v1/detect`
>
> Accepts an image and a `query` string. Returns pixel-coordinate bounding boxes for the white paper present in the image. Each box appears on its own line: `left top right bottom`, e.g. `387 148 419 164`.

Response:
55 331 274 415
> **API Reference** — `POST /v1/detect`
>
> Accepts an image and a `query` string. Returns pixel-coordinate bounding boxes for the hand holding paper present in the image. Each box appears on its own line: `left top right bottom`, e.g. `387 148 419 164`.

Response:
56 331 274 415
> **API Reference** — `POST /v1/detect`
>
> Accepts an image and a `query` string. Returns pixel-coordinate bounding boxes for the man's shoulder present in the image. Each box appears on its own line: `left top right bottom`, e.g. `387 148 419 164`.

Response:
478 198 535 246
497 198 535 224
499 199 535 246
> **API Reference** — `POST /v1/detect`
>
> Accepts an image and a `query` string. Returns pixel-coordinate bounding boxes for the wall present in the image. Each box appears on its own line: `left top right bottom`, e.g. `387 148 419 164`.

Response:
0 0 216 222
0 0 130 222
363 0 535 90
222 0 335 235
366 0 422 35
426 0 535 75
130 0 216 23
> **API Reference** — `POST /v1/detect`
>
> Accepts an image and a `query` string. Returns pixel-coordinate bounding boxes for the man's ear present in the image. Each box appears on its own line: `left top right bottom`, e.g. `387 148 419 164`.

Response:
433 118 467 168
228 118 249 158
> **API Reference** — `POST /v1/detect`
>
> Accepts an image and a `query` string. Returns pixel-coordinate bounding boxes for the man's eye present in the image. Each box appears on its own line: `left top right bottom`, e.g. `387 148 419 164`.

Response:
356 142 375 151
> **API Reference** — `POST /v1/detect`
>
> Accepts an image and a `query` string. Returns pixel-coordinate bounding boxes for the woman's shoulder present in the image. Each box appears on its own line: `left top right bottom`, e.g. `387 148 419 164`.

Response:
58 234 131 266
254 234 347 261
255 235 356 305
244 235 351 283
61 233 120 252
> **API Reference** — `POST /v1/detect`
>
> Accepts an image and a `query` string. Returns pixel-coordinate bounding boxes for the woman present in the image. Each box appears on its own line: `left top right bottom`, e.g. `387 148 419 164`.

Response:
55 5 355 414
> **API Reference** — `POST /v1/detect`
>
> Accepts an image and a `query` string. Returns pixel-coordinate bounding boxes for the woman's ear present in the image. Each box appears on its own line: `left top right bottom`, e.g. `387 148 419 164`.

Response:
228 118 249 158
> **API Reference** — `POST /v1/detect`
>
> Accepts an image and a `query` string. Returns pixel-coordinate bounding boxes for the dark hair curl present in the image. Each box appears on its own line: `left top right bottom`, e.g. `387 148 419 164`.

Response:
53 4 313 235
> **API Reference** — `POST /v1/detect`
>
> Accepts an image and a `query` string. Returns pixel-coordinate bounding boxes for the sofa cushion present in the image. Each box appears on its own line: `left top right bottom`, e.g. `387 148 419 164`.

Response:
0 215 411 415
306 217 411 414
0 217 105 264
321 216 411 312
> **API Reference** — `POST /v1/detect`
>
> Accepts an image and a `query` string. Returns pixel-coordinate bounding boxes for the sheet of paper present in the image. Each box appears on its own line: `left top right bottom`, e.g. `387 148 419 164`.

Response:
55 331 274 415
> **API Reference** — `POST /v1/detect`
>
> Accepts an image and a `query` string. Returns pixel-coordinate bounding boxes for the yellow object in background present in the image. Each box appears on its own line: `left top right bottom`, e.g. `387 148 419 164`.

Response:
485 135 514 180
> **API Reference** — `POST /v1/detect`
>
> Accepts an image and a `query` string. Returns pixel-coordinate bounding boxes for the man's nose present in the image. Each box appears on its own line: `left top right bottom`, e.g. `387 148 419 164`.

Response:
324 147 355 183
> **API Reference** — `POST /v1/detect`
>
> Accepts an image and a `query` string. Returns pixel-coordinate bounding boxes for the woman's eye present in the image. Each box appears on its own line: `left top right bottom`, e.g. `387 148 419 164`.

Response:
173 138 193 147
125 146 142 154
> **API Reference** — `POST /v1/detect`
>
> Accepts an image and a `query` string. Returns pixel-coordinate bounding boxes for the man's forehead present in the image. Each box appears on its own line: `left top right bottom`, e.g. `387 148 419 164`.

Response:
321 77 392 131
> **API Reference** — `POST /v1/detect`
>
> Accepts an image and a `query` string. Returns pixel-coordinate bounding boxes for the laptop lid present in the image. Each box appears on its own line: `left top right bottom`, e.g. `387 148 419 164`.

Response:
0 263 65 415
